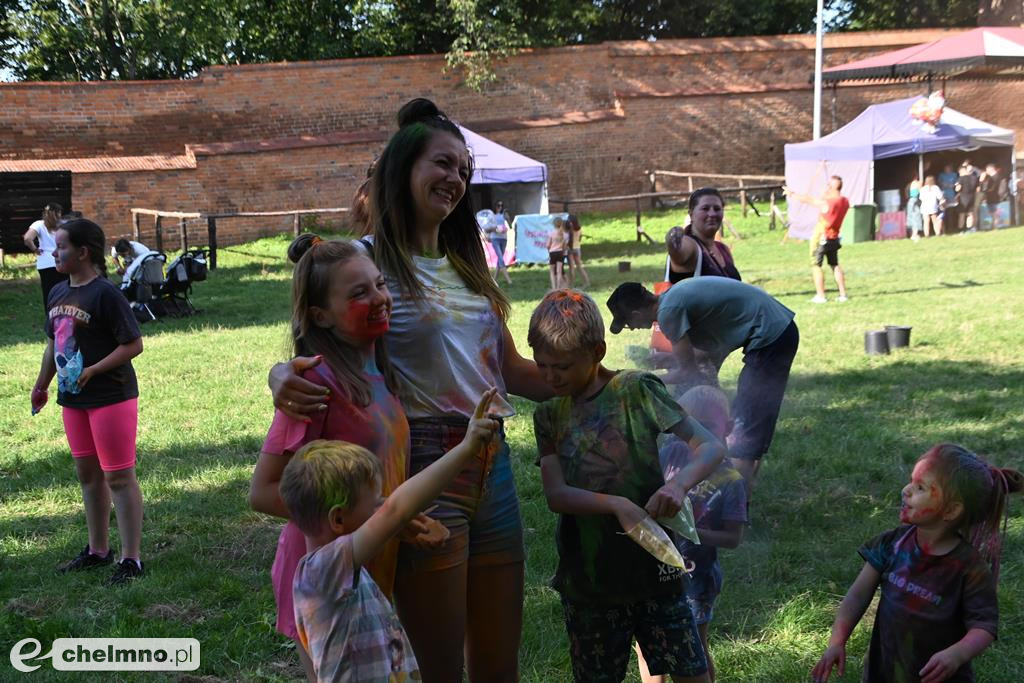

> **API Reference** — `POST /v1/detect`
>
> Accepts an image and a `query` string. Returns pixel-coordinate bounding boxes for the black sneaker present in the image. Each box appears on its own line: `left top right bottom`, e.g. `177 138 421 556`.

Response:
107 559 144 586
59 545 114 573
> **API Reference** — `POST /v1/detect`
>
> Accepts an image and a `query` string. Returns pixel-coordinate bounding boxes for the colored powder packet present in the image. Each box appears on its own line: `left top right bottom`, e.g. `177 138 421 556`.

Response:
658 496 700 545
623 517 693 572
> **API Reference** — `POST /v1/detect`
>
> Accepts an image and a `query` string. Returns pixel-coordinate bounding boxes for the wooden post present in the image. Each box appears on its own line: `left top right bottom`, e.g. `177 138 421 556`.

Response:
207 216 217 269
133 211 141 241
154 215 163 253
293 212 301 236
649 172 657 208
1 249 5 269
634 198 654 244
739 178 748 218
179 218 188 252
635 197 642 241
769 192 777 231
687 175 694 193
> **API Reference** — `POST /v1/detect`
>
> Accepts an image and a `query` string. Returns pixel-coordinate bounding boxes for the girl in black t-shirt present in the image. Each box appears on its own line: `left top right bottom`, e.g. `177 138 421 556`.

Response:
812 444 1023 683
31 219 146 586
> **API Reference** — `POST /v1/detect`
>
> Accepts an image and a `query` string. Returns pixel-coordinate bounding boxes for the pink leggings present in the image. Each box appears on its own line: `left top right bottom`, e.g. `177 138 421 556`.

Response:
62 398 138 472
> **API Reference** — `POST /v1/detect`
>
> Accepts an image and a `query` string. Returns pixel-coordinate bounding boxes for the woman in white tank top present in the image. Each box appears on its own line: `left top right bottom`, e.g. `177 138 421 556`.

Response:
22 203 67 311
270 98 553 683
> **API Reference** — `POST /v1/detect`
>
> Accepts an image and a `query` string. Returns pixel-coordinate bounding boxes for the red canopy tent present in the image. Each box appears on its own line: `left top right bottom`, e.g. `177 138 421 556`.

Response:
823 27 1024 84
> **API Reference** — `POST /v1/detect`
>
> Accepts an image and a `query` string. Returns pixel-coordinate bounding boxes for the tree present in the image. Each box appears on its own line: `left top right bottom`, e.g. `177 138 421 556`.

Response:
229 0 356 64
574 0 819 41
1 0 1003 84
0 0 17 69
826 0 981 30
8 0 236 80
977 0 1022 25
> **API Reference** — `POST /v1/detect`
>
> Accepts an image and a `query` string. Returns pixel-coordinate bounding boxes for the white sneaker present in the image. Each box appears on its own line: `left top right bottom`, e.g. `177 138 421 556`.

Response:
837 295 849 302
810 296 827 304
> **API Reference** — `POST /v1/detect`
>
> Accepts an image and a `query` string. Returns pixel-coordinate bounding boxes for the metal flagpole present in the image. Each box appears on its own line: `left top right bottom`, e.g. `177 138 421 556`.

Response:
813 0 824 139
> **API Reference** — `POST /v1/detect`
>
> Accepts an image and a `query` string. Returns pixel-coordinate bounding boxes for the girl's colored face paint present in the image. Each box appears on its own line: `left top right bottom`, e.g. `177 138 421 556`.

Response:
345 300 390 337
322 257 392 344
900 459 946 525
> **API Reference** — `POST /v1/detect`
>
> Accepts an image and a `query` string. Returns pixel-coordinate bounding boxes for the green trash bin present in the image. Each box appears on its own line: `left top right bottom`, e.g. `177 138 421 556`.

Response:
841 204 877 243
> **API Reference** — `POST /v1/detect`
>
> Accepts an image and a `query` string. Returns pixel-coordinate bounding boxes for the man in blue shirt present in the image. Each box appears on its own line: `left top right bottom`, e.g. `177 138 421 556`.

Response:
607 277 799 485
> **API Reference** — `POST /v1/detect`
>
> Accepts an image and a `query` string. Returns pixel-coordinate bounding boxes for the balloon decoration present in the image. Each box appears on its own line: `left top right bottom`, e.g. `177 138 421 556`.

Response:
909 91 945 133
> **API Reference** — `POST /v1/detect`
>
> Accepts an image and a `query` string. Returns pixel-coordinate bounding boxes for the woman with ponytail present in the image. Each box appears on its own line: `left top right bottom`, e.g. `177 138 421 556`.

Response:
31 218 146 586
23 202 68 310
270 98 552 682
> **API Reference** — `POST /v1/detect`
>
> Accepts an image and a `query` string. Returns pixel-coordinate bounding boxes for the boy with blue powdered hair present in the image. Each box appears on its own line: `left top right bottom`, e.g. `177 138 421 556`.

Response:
528 289 726 683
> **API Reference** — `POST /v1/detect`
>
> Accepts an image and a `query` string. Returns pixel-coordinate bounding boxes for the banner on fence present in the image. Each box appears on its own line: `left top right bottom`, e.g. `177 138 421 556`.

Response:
876 211 906 240
511 213 568 264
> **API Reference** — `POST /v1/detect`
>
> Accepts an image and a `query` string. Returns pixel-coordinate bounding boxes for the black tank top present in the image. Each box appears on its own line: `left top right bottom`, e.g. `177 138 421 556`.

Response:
667 233 741 283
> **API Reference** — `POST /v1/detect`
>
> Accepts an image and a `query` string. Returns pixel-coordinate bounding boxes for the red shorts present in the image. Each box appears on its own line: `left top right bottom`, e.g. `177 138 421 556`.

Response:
62 398 139 471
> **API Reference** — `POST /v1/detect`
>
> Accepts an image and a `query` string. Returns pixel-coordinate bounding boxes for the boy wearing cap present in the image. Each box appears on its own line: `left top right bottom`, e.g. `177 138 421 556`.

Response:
606 276 798 484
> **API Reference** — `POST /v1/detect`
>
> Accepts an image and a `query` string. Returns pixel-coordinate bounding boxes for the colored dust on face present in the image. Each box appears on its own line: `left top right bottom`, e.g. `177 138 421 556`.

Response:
345 300 389 339
900 459 947 526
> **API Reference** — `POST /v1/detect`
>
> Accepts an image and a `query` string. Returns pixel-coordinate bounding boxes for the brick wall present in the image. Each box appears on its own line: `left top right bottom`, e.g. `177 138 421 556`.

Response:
3 28 1022 244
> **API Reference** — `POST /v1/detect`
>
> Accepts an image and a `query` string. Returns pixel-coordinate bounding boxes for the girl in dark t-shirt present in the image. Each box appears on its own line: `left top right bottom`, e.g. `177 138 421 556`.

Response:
32 219 146 586
812 444 1023 683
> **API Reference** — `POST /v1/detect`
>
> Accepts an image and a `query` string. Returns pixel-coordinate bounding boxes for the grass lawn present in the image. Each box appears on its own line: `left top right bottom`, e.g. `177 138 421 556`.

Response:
2 206 1024 682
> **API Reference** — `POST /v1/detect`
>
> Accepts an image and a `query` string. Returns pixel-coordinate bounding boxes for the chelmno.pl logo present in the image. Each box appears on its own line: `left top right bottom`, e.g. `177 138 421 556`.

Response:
10 638 200 672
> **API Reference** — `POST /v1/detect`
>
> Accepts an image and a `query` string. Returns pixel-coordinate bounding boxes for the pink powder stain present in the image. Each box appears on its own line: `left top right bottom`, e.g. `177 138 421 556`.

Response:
346 300 389 338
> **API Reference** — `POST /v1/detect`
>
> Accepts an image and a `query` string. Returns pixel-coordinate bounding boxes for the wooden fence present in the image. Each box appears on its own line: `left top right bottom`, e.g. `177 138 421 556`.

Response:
130 207 349 269
550 171 788 242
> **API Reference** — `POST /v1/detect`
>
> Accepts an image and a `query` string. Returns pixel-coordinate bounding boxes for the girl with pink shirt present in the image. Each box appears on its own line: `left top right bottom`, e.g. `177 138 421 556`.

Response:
248 234 442 680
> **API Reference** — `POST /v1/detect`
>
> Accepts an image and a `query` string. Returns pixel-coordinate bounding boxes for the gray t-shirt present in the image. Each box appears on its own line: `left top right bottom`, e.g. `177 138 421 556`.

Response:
657 276 794 354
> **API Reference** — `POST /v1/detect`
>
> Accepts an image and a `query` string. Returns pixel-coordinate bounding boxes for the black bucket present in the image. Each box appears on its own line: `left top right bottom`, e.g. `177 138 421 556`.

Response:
885 325 912 349
865 330 890 355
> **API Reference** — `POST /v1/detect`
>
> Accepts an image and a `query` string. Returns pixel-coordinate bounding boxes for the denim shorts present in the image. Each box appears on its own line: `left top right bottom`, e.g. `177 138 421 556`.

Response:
397 417 525 572
491 238 508 268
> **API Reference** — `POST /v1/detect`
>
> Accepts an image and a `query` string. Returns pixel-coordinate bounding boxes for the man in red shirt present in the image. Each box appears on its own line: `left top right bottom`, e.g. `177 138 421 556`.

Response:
785 175 850 303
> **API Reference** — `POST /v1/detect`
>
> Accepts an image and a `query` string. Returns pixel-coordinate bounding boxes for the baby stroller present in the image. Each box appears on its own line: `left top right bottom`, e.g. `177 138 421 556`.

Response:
158 248 208 317
128 248 208 322
122 252 167 322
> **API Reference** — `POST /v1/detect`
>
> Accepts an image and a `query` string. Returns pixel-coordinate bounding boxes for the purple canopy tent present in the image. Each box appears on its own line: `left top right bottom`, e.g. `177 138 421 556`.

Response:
784 96 1015 238
459 126 550 268
459 126 549 214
